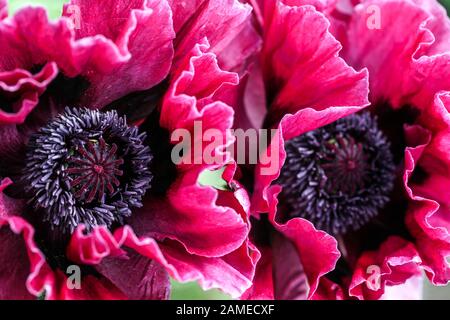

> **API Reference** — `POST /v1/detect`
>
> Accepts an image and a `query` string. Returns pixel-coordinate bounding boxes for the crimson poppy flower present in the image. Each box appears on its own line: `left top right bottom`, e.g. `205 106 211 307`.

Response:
246 1 450 299
323 0 450 299
0 0 259 300
239 0 450 300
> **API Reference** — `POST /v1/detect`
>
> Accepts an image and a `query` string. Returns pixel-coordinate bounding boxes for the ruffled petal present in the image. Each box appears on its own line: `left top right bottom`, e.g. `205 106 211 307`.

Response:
0 217 129 300
63 0 175 107
54 270 126 300
95 251 171 300
342 0 450 107
275 217 340 299
68 225 257 299
404 93 450 284
349 236 422 300
0 216 52 299
311 278 345 300
241 247 274 300
261 1 368 120
128 183 248 258
0 217 37 299
67 225 169 300
0 7 128 79
170 0 259 74
270 231 309 299
0 62 58 125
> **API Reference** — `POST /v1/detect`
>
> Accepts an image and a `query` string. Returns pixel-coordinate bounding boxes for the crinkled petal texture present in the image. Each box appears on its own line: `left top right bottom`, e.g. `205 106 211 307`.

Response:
168 0 261 75
0 1 257 299
260 1 368 119
246 0 369 299
320 0 450 298
340 0 450 107
62 0 175 107
0 190 126 300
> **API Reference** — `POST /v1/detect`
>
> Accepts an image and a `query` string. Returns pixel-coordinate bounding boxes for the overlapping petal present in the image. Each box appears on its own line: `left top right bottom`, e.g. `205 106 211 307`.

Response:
62 0 175 107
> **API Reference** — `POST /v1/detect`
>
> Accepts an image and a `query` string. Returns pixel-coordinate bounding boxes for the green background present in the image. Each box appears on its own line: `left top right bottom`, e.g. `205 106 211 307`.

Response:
5 0 450 300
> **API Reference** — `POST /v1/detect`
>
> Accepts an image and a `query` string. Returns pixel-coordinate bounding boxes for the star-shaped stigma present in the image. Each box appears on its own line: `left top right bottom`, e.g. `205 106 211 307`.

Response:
67 138 124 204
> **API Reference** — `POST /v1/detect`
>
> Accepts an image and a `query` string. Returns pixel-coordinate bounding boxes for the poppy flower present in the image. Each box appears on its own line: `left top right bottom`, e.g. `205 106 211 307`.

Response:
234 0 369 299
0 0 259 300
323 0 450 299
239 0 450 300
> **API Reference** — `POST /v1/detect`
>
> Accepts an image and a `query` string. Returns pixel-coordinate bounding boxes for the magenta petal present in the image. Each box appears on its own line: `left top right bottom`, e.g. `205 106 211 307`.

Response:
129 179 248 258
0 216 51 299
68 225 169 300
1 8 81 75
167 0 203 33
342 0 450 107
161 40 238 141
171 0 259 73
164 39 239 114
349 236 422 300
343 0 430 105
402 93 450 284
150 41 248 257
311 278 345 300
0 177 11 193
54 270 126 300
241 247 274 300
0 0 7 20
414 0 450 55
230 62 267 131
96 251 171 300
64 0 175 107
0 62 58 124
276 218 340 299
261 1 369 117
158 240 256 299
125 228 256 298
250 111 346 299
251 0 337 17
67 226 126 264
271 231 308 299
69 225 256 299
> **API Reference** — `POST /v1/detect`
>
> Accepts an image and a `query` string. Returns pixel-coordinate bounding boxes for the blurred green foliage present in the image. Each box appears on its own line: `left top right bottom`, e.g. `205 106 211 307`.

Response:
6 0 450 301
8 0 66 18
170 280 231 300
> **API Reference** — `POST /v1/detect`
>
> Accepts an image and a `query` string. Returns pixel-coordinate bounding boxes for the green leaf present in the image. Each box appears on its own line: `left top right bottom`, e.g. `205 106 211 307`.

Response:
9 0 67 19
37 290 46 300
440 0 450 10
170 279 231 300
198 167 230 191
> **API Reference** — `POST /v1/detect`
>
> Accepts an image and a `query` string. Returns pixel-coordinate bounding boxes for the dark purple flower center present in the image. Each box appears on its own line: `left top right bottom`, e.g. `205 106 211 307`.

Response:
23 107 153 236
67 138 124 204
277 112 396 235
